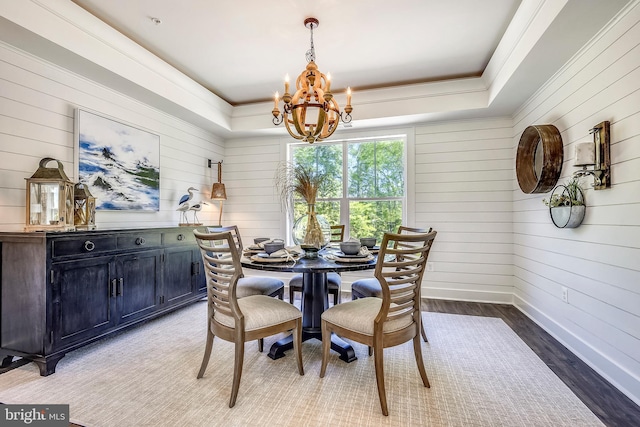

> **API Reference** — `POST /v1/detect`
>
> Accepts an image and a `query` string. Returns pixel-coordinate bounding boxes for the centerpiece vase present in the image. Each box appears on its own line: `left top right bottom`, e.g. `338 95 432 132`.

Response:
292 204 330 248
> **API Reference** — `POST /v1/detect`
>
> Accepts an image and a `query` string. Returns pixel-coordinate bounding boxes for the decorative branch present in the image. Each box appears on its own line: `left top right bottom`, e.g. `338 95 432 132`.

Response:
274 162 328 212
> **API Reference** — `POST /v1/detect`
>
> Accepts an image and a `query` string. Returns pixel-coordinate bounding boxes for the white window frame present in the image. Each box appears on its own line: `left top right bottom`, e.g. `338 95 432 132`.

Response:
284 128 413 241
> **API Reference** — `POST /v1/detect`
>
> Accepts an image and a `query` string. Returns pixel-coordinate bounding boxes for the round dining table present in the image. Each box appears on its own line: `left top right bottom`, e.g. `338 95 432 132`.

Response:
241 249 377 363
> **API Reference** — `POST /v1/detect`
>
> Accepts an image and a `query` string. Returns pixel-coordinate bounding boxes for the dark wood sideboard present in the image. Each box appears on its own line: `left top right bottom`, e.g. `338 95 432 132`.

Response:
0 227 206 375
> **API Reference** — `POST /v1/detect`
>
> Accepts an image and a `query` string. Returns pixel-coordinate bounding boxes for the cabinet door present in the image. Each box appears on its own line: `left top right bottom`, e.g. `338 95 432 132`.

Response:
51 256 115 350
163 246 199 305
195 249 206 293
115 249 162 324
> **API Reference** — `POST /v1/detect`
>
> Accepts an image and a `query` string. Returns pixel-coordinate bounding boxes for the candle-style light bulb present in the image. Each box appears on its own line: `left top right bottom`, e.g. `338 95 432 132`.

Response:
274 91 279 109
346 87 352 105
326 73 331 91
284 74 290 94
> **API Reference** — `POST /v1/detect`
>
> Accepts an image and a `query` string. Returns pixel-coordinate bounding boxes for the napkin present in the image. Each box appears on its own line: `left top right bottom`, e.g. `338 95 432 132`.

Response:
269 245 304 258
358 246 372 256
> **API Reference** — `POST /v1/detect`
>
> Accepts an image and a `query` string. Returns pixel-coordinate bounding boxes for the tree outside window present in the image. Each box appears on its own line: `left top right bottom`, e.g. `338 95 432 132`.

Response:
291 137 405 242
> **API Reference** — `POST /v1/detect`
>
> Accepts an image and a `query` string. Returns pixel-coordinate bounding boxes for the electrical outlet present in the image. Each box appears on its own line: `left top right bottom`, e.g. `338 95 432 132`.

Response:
427 262 434 272
561 286 569 303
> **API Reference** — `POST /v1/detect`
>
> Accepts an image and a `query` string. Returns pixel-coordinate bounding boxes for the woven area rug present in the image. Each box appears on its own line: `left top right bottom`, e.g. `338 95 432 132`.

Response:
0 301 603 427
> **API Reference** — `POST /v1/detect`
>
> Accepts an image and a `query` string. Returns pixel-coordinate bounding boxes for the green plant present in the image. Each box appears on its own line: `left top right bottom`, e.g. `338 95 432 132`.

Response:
543 177 584 207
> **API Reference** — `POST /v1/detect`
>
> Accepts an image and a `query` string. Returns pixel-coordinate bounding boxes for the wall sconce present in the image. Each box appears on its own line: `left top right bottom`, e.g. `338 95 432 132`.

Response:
573 121 610 190
211 161 227 226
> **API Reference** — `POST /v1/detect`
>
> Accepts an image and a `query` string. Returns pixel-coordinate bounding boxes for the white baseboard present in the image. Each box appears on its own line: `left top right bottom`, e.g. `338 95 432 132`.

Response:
423 287 514 304
514 295 640 407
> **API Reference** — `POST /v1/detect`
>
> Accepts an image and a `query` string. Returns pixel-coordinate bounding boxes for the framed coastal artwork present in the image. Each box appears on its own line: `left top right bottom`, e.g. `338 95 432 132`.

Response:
76 109 160 211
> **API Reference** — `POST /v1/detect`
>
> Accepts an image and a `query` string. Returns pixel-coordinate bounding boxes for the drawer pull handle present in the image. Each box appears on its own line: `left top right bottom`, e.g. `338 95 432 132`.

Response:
177 234 185 241
135 237 146 245
84 240 95 252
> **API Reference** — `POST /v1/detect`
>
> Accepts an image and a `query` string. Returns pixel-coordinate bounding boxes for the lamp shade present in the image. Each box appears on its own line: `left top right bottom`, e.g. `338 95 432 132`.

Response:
574 142 596 166
211 182 227 200
211 161 227 200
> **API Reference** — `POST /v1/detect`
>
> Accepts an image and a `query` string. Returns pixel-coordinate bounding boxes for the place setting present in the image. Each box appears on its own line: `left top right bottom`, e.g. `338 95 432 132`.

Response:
246 238 304 263
325 238 377 263
242 237 273 255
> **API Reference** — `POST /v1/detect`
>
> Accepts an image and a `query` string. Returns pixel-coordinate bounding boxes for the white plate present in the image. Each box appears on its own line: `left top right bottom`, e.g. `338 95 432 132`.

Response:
336 252 369 258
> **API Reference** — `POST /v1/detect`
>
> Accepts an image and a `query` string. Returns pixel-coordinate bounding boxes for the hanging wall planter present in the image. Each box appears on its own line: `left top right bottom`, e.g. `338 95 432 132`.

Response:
550 203 585 228
544 178 586 228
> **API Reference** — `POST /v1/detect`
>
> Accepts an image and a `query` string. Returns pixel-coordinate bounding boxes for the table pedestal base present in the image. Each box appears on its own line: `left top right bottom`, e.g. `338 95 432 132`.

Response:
268 271 357 363
267 332 357 362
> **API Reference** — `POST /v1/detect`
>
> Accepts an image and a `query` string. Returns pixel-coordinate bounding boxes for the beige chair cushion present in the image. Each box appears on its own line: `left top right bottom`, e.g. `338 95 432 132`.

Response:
321 297 413 336
214 295 301 331
237 277 284 298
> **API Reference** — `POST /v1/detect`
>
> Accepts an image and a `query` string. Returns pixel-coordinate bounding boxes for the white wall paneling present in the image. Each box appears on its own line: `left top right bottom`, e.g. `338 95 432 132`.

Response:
0 41 223 231
226 118 516 303
511 1 640 405
414 117 515 303
222 137 285 241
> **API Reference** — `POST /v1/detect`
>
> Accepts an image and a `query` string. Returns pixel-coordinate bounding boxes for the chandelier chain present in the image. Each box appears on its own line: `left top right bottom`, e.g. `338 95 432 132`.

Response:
306 21 315 63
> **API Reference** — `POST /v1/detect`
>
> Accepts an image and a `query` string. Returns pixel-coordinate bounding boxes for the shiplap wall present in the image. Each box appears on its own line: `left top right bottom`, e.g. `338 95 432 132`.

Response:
223 120 515 298
414 118 515 303
512 1 640 404
223 136 284 241
0 42 223 231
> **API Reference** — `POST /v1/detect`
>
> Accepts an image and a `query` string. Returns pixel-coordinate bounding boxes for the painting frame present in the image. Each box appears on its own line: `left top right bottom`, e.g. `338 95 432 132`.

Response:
75 109 160 211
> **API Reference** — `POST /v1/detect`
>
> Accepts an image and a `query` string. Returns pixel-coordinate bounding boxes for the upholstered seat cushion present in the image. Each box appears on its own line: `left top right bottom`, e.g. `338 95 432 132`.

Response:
236 276 284 299
214 295 301 331
321 297 413 336
288 272 341 289
351 277 382 297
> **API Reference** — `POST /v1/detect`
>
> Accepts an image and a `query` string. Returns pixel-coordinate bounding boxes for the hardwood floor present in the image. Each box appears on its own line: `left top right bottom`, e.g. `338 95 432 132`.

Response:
2 297 638 426
424 298 640 427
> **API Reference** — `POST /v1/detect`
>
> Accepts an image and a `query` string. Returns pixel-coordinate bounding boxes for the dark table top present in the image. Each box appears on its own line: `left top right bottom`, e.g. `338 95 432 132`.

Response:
241 248 377 274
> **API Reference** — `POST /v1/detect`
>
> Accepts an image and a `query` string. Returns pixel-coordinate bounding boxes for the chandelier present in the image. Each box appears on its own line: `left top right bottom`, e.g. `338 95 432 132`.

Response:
272 18 353 144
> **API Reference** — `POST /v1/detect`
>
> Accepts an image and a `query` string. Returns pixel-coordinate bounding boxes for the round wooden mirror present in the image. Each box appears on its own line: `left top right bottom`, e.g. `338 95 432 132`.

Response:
516 124 563 193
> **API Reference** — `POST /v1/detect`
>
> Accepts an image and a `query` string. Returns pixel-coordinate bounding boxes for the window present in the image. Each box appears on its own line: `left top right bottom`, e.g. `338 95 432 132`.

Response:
290 136 406 241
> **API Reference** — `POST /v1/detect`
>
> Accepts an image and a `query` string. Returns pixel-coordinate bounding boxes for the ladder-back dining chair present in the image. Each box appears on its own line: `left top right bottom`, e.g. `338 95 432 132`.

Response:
194 229 304 408
319 229 437 416
205 225 286 352
208 225 284 299
288 224 345 305
351 226 433 348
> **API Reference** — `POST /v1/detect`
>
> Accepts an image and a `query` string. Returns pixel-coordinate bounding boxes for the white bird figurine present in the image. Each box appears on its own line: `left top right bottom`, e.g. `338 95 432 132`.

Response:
188 201 208 225
177 187 197 225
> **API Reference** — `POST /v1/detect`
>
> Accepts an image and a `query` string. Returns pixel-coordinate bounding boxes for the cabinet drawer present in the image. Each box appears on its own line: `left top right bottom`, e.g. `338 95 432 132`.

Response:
163 230 195 245
51 236 117 258
117 232 162 250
